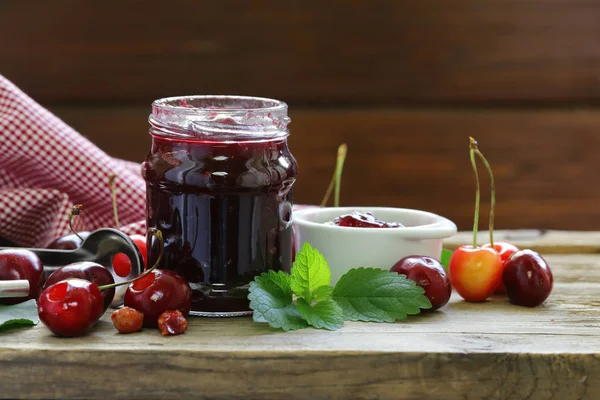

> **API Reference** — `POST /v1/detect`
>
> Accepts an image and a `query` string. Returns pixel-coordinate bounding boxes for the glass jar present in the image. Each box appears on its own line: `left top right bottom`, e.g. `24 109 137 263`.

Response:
142 95 297 317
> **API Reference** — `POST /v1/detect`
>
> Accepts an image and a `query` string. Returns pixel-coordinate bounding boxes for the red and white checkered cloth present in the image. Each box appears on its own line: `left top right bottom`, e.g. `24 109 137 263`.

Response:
0 74 147 247
0 74 316 248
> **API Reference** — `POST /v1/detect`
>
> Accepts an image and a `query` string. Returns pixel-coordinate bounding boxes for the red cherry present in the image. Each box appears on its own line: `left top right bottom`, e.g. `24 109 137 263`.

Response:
503 249 553 307
112 234 147 277
124 269 191 327
390 255 451 310
0 249 44 305
38 278 104 337
448 246 503 302
44 262 115 312
482 241 519 293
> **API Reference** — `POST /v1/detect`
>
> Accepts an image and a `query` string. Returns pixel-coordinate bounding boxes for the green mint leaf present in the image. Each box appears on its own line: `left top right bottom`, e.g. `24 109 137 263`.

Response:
312 285 334 302
0 299 39 332
332 268 431 323
290 242 331 302
296 298 344 331
248 270 308 331
440 248 453 271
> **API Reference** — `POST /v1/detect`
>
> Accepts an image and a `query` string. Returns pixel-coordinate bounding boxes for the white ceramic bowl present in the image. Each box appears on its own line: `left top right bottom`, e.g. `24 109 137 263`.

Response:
292 207 457 285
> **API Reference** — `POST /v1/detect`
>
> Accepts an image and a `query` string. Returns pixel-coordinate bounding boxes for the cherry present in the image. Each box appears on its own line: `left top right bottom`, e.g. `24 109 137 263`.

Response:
0 249 44 305
503 249 553 307
124 269 192 328
158 309 188 335
332 211 403 228
112 234 148 277
47 232 91 250
482 241 520 293
38 278 104 337
44 262 115 312
449 137 503 302
390 255 451 310
449 247 502 302
111 306 144 334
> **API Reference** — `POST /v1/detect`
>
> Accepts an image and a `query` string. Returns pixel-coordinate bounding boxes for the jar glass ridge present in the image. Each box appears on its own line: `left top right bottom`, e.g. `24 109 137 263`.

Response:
142 95 297 317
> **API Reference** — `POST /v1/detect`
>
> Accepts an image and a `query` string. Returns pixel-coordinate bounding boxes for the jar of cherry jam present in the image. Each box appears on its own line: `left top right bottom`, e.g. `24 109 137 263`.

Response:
142 96 297 317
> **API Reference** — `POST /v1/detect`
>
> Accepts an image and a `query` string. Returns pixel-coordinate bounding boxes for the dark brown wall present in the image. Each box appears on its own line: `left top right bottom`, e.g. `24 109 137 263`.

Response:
2 1 600 230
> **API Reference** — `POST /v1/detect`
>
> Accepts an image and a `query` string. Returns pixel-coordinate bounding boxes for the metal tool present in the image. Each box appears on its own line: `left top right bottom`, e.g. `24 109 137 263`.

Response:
0 228 144 308
0 280 29 298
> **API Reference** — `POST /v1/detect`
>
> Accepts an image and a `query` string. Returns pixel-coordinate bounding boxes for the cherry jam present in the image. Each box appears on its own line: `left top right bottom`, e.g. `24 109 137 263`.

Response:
331 211 404 228
142 96 297 317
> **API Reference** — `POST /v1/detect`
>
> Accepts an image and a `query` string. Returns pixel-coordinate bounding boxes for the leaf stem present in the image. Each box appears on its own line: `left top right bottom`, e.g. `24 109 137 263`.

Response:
68 205 84 241
469 137 481 248
474 147 495 247
108 173 120 229
319 144 348 207
98 228 163 291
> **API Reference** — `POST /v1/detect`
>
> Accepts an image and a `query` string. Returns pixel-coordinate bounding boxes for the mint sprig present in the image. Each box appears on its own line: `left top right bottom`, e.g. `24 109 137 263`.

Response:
248 270 307 331
331 268 431 322
248 243 432 331
297 298 344 330
290 242 331 303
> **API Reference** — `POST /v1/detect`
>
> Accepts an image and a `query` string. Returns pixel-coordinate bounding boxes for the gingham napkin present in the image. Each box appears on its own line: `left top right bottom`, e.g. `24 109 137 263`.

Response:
0 74 146 247
0 74 314 248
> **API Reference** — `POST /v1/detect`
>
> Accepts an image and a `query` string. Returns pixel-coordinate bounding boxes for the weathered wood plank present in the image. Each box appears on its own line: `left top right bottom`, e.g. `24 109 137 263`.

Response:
445 230 600 254
50 106 600 231
0 254 599 399
2 0 600 104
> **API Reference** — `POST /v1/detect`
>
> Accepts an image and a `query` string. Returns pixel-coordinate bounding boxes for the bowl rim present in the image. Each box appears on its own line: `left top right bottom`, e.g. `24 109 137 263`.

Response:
293 206 457 239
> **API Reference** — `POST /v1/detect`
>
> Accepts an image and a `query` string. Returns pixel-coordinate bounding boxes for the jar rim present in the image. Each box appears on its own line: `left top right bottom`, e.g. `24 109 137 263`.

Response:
149 95 290 141
152 95 288 113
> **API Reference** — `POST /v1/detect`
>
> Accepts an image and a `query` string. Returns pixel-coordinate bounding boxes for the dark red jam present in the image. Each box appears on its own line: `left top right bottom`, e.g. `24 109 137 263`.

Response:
332 211 404 228
142 96 297 316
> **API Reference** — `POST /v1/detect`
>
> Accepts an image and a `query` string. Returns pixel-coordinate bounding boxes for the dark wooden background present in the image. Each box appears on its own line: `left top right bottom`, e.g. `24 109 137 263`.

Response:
2 0 600 231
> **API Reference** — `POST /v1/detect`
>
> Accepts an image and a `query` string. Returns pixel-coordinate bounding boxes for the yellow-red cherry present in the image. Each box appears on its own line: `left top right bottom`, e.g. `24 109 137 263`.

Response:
482 241 519 293
448 245 503 302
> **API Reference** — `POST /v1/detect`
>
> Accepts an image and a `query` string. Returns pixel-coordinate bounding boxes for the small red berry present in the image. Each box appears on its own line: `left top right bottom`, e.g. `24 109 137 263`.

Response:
111 306 144 334
158 310 188 336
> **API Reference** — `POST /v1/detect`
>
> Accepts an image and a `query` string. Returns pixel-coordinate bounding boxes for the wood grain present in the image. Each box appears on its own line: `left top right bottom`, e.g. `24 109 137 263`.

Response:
50 106 600 231
2 1 600 104
0 254 599 399
444 230 600 254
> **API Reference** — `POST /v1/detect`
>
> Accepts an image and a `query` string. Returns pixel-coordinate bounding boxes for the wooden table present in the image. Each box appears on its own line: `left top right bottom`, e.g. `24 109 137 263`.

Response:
1 231 599 399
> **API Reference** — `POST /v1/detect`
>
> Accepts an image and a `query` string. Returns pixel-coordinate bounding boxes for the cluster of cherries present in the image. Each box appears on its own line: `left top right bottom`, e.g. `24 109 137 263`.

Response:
446 138 553 307
0 228 192 337
0 175 194 337
333 138 553 311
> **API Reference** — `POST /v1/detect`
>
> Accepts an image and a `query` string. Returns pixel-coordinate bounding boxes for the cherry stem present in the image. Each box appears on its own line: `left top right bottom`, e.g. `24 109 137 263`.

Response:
68 205 84 241
319 143 348 207
97 228 163 291
469 137 481 248
108 173 120 229
474 147 495 247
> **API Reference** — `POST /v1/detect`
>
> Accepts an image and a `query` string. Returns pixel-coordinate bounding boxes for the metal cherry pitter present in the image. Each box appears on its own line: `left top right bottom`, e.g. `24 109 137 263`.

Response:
0 228 144 308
